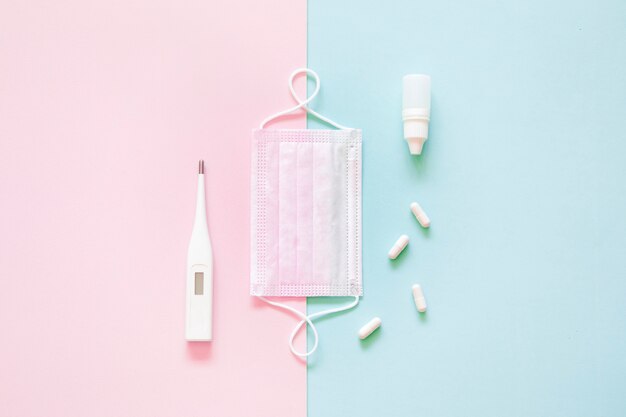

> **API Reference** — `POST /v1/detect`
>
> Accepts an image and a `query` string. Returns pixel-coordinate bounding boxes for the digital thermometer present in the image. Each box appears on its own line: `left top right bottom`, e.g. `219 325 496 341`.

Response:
186 160 213 341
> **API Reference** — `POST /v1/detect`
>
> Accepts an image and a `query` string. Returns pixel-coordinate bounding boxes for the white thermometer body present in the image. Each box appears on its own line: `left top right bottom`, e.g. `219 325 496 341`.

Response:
186 160 213 341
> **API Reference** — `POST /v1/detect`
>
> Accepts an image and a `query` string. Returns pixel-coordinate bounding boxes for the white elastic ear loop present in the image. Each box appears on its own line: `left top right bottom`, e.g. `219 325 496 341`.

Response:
258 295 360 358
257 296 319 357
288 295 360 354
259 68 351 130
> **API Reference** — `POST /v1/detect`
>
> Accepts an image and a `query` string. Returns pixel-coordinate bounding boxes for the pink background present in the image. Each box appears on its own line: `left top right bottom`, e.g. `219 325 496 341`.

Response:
0 1 306 416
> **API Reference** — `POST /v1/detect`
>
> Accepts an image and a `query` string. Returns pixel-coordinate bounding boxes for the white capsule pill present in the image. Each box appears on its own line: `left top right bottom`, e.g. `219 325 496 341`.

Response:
388 234 409 259
358 317 382 340
412 284 427 313
410 202 430 228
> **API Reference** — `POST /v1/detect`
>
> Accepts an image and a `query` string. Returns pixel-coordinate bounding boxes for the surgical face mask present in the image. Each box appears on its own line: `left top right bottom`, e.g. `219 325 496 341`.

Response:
250 68 362 357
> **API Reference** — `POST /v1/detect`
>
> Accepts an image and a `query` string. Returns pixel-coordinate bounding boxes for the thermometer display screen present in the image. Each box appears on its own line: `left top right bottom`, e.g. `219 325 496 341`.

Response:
194 272 204 295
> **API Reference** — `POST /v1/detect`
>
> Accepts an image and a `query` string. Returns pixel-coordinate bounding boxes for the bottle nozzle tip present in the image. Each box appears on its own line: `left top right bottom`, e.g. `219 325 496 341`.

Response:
407 137 425 155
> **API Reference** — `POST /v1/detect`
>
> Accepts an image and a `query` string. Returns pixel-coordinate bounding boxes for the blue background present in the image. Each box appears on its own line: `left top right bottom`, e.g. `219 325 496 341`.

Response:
307 0 626 416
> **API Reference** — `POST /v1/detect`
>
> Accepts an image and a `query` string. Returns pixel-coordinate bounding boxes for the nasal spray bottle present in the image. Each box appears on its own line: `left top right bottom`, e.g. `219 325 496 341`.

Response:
402 74 431 155
186 160 213 341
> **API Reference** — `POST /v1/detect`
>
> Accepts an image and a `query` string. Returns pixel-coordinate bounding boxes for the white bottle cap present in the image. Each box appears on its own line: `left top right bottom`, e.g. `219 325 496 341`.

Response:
402 74 431 155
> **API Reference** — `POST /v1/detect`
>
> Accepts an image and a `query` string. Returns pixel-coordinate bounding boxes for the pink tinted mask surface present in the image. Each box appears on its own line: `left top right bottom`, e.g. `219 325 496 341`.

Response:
250 128 362 297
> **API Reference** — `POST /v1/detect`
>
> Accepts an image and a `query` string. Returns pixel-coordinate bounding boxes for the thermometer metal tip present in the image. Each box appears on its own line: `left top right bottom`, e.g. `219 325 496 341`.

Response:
199 159 204 174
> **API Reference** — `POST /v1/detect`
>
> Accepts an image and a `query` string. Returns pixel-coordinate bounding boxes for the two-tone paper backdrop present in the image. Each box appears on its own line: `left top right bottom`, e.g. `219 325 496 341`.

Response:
1 0 625 416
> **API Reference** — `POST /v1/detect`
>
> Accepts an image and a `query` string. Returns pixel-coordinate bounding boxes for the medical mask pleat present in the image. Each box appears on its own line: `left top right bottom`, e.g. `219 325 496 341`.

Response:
296 141 314 284
311 140 333 288
278 141 298 285
334 139 350 292
263 139 280 291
